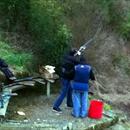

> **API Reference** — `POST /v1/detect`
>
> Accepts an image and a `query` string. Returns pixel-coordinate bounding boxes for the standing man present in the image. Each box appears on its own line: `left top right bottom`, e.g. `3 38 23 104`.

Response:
71 63 95 118
53 49 82 113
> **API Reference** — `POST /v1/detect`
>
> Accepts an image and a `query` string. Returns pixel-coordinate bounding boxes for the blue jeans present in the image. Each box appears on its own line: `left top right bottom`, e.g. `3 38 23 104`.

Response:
72 90 88 118
53 78 72 109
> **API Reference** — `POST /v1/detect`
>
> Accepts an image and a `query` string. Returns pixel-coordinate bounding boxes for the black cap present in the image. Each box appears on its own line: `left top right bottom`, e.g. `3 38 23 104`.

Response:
69 48 77 56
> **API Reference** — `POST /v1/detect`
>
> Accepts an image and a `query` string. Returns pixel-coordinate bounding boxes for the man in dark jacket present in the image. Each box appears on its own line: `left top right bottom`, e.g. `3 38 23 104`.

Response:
53 49 83 113
0 58 16 83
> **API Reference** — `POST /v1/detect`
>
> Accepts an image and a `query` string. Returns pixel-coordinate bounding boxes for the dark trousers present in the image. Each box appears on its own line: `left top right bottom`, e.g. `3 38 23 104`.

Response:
0 67 14 79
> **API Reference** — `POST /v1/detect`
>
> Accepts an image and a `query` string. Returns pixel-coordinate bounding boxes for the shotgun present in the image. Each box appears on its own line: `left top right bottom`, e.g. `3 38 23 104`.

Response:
74 27 101 56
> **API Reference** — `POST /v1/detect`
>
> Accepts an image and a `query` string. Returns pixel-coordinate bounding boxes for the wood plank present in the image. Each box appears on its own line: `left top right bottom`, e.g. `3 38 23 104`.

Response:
33 78 45 85
6 82 34 92
0 77 53 116
0 89 11 116
0 98 10 116
47 82 51 97
18 81 35 86
9 84 25 92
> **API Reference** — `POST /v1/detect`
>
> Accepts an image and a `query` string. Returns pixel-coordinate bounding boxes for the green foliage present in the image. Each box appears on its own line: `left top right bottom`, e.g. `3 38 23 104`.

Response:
97 0 130 39
104 103 112 111
0 0 72 70
97 0 113 23
119 13 130 39
0 40 32 72
29 0 72 67
0 0 30 31
61 0 100 46
112 53 130 76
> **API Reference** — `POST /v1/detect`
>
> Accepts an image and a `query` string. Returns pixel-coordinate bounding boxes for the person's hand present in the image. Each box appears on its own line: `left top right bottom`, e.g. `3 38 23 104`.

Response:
80 46 86 52
77 51 81 56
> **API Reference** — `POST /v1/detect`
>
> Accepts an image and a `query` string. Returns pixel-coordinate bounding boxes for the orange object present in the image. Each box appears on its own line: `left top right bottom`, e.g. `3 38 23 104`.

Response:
88 100 104 119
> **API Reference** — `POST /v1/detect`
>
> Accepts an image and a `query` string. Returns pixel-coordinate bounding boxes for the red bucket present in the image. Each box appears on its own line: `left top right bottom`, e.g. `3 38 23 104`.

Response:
88 100 104 119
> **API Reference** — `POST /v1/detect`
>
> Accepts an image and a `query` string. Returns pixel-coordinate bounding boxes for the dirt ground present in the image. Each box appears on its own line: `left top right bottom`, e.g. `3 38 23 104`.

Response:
4 86 76 122
3 83 129 122
3 87 114 130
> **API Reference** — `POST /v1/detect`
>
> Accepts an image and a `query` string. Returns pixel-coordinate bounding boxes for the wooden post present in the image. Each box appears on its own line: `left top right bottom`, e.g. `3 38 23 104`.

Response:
47 81 51 97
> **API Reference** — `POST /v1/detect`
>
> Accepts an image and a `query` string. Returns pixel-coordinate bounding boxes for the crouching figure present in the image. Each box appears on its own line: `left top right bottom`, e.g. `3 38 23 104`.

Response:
71 64 95 118
0 58 16 83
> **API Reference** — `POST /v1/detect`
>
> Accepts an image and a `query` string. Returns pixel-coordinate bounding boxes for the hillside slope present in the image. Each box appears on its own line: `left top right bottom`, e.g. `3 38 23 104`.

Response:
86 28 130 116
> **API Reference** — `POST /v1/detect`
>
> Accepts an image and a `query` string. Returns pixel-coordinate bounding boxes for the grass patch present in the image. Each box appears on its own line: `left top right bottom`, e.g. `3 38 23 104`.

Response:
0 40 32 72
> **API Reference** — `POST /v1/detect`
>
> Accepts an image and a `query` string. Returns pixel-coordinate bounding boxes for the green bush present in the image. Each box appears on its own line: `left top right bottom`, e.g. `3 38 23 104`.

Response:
0 0 30 31
29 0 72 68
0 0 72 70
119 13 130 39
0 40 32 72
97 0 130 39
96 0 113 23
104 103 112 111
61 0 100 46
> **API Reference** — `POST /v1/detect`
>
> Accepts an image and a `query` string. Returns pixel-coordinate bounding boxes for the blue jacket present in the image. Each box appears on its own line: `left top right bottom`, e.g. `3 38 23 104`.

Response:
71 64 91 91
60 50 86 80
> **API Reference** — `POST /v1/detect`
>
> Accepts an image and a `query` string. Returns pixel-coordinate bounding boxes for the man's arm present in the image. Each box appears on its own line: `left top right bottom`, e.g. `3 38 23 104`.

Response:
64 55 81 65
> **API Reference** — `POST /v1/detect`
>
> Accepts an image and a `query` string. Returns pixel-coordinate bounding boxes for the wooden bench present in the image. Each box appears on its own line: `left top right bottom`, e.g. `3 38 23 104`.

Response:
0 76 58 116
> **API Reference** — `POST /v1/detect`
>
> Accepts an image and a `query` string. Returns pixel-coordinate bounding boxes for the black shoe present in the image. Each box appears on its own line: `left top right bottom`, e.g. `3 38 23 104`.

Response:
52 107 62 113
71 112 79 118
67 105 73 108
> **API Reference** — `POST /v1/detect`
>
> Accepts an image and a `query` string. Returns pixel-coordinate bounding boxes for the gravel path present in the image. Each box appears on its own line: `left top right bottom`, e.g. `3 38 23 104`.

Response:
0 87 118 130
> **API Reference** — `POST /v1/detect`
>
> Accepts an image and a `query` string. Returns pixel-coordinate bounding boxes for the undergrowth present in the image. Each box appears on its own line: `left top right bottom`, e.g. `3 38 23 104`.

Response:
0 40 32 72
112 53 130 76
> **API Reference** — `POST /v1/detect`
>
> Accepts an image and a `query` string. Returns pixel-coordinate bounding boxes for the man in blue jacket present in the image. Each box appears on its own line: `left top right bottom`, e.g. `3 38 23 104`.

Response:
71 63 95 118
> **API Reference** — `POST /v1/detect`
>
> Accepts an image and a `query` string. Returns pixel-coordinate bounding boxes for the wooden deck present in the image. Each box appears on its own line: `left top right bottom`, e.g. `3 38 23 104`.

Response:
0 76 54 116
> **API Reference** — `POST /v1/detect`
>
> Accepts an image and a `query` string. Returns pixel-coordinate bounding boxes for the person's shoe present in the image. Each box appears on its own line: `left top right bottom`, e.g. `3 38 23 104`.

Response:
71 112 80 118
9 76 16 80
80 115 87 118
52 107 62 113
65 104 73 109
67 105 73 107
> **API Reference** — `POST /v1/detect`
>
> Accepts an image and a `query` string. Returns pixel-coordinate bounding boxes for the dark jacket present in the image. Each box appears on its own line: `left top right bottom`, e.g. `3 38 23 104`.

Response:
60 50 86 80
0 58 8 68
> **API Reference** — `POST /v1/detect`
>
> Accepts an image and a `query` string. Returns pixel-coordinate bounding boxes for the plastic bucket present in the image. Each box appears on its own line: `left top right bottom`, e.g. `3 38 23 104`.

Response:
88 100 104 119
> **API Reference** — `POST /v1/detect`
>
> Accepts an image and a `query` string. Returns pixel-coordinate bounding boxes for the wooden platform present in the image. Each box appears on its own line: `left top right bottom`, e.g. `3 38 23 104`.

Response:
0 76 55 116
0 88 12 116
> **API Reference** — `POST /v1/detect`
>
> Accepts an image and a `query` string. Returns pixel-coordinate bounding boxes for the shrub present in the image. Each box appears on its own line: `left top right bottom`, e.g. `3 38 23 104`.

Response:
119 13 130 39
61 0 100 46
29 0 72 68
0 0 30 31
97 0 130 39
0 40 32 72
0 0 72 70
112 53 130 76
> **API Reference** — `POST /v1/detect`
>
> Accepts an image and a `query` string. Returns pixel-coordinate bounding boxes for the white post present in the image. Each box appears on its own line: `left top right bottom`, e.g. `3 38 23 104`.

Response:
47 81 51 97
